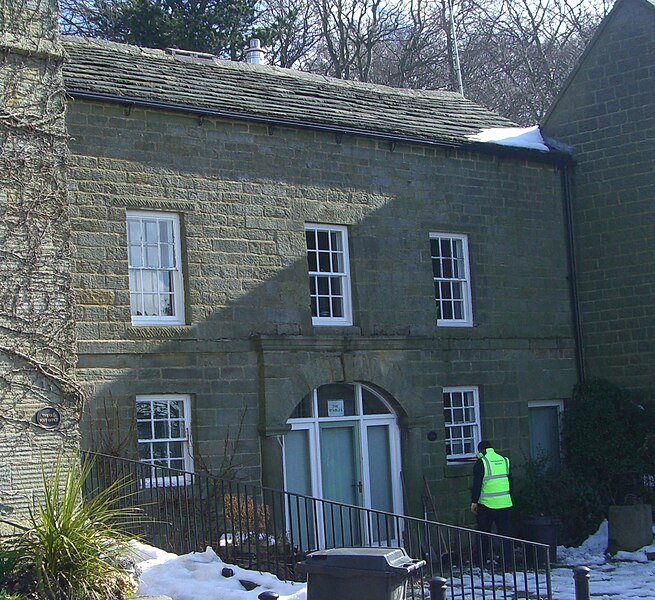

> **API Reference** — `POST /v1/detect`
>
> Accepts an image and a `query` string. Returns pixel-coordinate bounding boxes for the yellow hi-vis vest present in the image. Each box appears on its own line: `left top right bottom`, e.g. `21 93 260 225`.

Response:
479 449 513 509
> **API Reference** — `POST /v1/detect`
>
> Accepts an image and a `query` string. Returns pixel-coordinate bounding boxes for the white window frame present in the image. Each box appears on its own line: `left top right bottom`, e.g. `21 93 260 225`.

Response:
443 386 481 462
126 210 185 325
430 233 473 327
136 394 193 486
305 223 353 326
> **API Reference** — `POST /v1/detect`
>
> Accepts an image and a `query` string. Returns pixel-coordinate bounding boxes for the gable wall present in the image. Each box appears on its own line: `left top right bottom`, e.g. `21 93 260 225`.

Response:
67 99 577 523
543 0 655 396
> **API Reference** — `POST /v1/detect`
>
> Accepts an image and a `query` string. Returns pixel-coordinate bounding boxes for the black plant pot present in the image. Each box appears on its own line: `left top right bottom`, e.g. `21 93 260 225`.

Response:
522 515 560 565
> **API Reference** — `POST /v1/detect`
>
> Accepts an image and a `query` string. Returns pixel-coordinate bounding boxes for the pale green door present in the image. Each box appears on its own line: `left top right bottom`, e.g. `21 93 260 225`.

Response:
320 422 362 546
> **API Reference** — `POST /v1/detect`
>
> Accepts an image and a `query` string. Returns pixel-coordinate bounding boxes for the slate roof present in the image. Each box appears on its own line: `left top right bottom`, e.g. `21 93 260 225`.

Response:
62 35 517 148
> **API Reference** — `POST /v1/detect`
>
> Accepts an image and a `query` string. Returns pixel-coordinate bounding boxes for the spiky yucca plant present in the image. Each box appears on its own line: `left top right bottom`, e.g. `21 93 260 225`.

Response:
0 458 142 599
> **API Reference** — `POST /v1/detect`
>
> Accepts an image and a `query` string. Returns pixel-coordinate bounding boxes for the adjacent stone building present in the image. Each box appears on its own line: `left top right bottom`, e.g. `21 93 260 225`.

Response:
0 0 79 521
542 0 655 399
61 36 578 525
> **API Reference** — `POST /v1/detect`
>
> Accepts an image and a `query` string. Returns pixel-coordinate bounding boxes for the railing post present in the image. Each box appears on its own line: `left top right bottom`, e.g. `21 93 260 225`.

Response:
573 566 590 600
429 576 448 600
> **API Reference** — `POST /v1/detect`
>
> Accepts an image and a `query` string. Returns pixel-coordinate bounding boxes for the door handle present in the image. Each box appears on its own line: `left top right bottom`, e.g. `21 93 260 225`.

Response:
352 481 363 493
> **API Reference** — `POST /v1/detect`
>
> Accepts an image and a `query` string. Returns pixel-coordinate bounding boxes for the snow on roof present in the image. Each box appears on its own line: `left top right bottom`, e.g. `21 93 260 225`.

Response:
467 125 550 152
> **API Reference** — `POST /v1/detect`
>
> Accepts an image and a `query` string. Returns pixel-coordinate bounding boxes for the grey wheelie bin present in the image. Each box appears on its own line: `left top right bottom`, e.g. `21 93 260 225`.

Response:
297 547 426 600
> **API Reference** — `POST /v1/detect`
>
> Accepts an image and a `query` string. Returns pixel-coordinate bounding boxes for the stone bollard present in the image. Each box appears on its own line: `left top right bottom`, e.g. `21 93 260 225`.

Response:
429 576 448 600
573 566 590 600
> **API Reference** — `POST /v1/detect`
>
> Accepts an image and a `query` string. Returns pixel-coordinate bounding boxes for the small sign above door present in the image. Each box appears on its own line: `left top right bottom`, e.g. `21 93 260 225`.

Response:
327 400 345 417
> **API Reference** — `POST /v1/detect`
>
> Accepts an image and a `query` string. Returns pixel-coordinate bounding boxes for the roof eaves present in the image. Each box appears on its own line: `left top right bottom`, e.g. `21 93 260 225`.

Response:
66 88 572 165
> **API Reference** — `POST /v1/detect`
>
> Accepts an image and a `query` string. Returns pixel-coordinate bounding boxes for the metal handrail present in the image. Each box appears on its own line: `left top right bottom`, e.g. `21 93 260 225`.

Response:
81 451 552 599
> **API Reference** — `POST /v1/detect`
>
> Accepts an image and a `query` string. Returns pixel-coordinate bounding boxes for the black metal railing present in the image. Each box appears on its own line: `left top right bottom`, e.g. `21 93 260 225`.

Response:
82 451 552 600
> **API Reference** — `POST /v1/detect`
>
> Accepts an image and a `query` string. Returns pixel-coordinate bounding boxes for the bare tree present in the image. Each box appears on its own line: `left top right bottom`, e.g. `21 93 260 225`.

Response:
259 0 323 68
461 0 610 123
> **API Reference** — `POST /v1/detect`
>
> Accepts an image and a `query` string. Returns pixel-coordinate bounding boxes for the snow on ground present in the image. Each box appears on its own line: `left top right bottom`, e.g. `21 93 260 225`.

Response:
132 521 655 599
467 125 550 152
132 542 306 600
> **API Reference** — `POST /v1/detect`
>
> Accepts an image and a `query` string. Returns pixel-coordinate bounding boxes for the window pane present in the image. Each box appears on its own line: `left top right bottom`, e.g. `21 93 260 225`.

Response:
142 271 158 293
170 420 184 438
317 276 329 295
317 384 356 417
146 244 159 268
160 243 174 269
143 294 158 316
137 401 151 419
454 302 463 320
130 292 143 316
169 401 183 418
128 245 142 268
331 252 344 272
331 297 343 317
306 230 316 250
144 220 158 242
310 297 317 317
127 220 142 243
317 231 329 250
138 442 151 461
330 277 342 295
159 271 173 292
137 421 152 440
307 253 317 272
330 231 343 251
152 442 168 459
160 295 173 317
159 220 172 243
362 388 390 415
129 270 141 293
318 252 331 272
154 420 169 439
432 258 442 278
318 297 331 317
442 259 453 278
169 441 183 459
152 401 169 419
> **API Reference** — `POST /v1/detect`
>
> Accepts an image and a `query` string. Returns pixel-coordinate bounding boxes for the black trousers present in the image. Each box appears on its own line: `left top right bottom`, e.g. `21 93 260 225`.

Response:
476 505 512 562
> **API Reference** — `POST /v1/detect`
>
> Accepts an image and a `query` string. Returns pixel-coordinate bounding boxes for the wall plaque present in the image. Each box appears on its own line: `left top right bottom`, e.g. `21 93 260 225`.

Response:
35 407 61 429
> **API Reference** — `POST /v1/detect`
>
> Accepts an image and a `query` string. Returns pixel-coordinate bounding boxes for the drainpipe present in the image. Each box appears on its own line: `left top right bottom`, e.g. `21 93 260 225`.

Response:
561 162 585 383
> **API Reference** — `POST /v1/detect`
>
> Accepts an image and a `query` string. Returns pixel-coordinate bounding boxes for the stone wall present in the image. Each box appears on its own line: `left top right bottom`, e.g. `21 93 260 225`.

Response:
67 97 578 524
0 0 79 522
543 0 655 397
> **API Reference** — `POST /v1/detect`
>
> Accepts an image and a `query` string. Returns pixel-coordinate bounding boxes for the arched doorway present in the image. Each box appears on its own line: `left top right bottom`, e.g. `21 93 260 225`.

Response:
283 383 402 547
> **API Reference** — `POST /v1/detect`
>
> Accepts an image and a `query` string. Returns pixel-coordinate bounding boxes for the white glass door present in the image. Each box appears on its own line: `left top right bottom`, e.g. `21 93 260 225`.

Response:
283 383 402 549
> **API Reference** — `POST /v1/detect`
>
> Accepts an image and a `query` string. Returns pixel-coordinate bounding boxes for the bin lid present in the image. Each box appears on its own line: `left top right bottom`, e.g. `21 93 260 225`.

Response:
297 547 425 577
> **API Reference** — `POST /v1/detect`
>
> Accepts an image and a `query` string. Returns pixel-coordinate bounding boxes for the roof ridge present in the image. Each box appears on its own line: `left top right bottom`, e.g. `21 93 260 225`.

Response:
61 35 464 101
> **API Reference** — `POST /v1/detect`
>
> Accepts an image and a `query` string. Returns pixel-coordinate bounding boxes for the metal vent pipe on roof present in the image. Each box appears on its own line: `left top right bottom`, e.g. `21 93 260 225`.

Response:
245 38 265 64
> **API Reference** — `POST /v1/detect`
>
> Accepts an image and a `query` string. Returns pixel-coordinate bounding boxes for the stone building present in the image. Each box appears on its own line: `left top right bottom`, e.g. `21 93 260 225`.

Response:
0 0 79 521
542 0 655 400
61 35 578 526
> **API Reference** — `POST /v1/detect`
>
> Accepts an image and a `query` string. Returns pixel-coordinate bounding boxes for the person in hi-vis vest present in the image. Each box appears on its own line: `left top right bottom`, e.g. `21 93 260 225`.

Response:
471 440 513 561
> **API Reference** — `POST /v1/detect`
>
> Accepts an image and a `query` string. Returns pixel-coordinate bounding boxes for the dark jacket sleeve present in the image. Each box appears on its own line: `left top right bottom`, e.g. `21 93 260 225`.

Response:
471 458 483 503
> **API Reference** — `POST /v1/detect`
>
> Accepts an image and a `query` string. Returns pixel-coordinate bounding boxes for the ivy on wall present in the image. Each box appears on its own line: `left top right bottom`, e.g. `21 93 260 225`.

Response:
0 0 83 513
